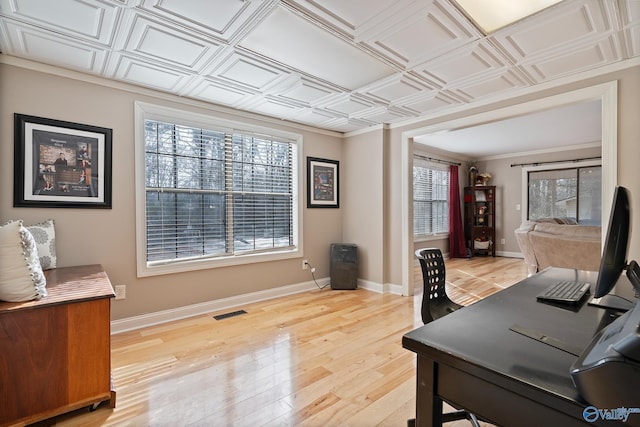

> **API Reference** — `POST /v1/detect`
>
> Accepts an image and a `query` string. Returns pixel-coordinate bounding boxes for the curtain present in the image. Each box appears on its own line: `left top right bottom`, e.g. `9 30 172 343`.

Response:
449 165 468 258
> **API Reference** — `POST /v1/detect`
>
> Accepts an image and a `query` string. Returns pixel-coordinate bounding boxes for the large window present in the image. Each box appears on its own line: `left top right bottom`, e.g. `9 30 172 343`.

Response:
413 158 449 238
528 165 602 225
135 103 301 276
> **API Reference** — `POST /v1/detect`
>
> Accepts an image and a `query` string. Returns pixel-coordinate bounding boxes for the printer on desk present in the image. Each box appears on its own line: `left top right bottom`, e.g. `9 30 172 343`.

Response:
570 300 640 416
570 185 640 423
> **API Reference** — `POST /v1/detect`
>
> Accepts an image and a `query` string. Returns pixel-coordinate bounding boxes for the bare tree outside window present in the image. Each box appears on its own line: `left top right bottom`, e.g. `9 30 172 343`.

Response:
528 166 602 225
144 120 295 264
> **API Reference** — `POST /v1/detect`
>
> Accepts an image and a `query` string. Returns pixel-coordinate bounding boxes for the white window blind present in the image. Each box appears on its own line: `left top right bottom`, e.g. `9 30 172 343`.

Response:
413 158 450 237
144 120 295 265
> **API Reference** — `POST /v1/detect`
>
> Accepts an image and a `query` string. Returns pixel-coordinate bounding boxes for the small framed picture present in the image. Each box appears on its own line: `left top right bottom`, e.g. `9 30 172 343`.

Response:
307 157 339 208
14 114 112 209
475 190 486 202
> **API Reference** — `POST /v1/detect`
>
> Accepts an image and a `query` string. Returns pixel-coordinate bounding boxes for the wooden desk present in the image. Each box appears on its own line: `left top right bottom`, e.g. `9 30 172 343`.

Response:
403 267 626 427
0 265 115 426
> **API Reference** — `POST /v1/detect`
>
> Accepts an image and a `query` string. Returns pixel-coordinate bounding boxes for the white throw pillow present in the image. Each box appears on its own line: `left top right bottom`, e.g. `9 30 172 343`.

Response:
26 219 56 270
0 220 47 302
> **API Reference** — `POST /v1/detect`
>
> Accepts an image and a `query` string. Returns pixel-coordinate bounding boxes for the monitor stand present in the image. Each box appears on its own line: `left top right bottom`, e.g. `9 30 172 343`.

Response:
588 260 640 313
589 261 640 313
588 294 634 313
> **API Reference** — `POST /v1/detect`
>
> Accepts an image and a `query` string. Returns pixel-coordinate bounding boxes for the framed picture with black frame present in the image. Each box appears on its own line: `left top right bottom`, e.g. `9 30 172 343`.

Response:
307 156 339 208
14 113 113 209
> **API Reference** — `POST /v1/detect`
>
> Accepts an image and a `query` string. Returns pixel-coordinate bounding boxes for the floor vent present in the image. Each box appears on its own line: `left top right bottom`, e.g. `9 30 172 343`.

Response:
213 309 247 320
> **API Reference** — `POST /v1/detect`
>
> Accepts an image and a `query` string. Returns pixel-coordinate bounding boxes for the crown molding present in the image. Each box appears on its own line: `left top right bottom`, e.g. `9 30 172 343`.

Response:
0 54 344 138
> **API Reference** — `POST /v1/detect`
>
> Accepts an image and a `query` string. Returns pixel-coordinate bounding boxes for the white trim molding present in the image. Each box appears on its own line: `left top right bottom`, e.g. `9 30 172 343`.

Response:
401 81 618 297
111 279 322 334
111 277 387 334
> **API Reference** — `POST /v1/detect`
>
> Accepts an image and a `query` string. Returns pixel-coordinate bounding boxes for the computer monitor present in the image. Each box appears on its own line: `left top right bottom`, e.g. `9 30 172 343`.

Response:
590 186 640 311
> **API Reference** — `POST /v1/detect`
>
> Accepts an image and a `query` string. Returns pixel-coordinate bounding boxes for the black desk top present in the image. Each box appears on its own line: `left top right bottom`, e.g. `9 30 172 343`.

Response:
403 267 618 405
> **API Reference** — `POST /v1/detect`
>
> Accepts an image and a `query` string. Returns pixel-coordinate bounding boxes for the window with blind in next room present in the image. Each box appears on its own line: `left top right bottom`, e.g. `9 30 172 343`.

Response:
413 157 450 239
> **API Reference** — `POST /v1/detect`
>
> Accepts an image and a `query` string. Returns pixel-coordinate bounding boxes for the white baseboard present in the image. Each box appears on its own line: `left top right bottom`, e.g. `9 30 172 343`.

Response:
111 276 387 334
111 279 321 334
415 250 524 260
386 283 404 295
358 279 404 295
496 250 523 258
115 260 525 334
357 279 384 293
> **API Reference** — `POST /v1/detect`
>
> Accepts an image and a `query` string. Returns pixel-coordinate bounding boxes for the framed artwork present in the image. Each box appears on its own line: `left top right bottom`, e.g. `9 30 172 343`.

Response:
307 157 339 208
14 114 113 209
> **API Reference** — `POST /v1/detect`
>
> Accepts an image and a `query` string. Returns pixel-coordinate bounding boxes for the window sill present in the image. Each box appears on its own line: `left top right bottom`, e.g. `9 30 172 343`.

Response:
137 248 301 277
414 234 448 243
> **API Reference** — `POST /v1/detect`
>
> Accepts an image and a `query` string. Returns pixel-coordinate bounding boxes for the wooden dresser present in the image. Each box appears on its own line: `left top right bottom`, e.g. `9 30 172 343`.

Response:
0 264 115 426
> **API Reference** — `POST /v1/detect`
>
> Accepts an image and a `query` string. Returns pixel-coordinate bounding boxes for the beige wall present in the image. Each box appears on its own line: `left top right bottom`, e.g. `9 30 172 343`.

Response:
0 62 344 320
384 126 404 288
342 131 384 286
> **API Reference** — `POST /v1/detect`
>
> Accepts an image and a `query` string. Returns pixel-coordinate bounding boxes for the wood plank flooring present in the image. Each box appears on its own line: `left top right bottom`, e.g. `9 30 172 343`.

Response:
40 256 527 427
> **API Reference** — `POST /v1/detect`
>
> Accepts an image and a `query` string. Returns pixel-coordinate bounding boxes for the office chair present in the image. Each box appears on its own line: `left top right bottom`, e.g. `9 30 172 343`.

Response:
416 248 463 324
408 248 481 427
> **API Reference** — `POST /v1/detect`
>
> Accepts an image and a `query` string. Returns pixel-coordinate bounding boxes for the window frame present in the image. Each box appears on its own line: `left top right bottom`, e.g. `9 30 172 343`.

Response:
520 159 601 225
413 158 450 241
134 102 303 277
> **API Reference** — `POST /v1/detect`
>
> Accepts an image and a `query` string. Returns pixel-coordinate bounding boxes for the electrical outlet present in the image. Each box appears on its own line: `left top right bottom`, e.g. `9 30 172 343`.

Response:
501 238 506 245
302 259 309 270
115 285 126 300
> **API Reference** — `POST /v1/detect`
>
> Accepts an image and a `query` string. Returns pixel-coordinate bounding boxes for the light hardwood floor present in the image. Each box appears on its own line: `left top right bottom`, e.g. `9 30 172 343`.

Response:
41 256 527 427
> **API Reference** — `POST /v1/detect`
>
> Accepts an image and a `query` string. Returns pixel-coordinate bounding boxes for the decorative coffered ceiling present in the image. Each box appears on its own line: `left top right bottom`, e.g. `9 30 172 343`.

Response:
0 0 639 134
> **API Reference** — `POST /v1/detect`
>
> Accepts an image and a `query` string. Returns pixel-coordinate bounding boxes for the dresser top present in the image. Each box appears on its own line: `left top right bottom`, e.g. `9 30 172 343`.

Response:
0 264 115 312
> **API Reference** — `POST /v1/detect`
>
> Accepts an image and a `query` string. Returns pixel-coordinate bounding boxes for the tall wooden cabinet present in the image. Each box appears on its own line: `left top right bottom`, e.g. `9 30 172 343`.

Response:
464 186 496 257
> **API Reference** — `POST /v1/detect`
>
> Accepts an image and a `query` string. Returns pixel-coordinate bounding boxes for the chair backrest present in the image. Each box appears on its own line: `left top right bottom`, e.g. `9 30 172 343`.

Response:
415 248 448 324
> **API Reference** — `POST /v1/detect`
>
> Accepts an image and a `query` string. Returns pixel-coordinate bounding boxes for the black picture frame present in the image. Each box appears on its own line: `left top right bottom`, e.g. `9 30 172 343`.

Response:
14 114 113 209
307 156 339 208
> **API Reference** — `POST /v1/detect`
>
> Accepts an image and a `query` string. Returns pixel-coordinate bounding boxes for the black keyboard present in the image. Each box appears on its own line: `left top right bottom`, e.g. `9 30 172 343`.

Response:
537 280 591 305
